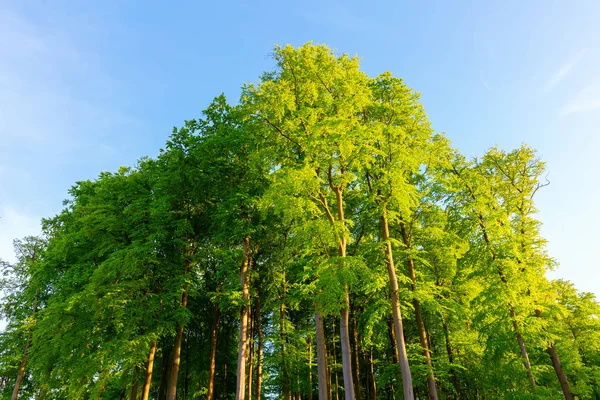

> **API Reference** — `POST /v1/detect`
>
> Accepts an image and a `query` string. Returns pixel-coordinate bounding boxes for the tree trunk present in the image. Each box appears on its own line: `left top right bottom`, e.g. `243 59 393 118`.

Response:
12 289 38 400
129 366 140 400
207 305 220 400
381 210 414 400
309 323 313 400
166 324 185 400
255 297 263 400
166 256 191 400
534 310 573 400
352 315 362 399
441 320 460 398
333 187 355 400
332 319 340 400
281 275 291 400
235 237 251 400
141 341 157 400
248 306 254 400
315 310 329 400
399 224 438 400
547 344 574 400
11 337 31 400
510 305 536 390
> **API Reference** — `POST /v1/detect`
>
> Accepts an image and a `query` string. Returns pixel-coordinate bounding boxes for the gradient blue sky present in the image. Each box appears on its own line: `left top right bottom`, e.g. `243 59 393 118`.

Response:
1 1 599 296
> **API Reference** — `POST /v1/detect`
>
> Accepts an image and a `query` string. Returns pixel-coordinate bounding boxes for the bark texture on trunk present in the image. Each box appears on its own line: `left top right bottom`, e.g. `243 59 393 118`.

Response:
381 211 414 400
352 315 361 399
547 344 574 400
207 305 220 400
166 324 185 400
141 341 157 400
235 237 251 400
315 310 330 400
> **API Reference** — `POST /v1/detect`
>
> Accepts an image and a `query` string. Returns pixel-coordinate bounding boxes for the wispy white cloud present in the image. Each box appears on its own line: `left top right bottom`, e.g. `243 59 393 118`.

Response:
543 48 588 92
559 82 600 116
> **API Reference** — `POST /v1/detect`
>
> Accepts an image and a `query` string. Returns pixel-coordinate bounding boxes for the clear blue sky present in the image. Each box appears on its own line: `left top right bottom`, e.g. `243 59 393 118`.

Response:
1 0 598 296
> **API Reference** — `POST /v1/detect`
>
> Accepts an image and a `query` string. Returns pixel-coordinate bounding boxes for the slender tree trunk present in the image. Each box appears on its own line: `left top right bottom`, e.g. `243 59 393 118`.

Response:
332 321 340 400
381 210 414 400
129 366 140 400
399 224 438 400
12 289 38 400
141 341 157 400
309 322 313 400
441 320 460 398
248 306 254 400
352 315 361 399
546 344 574 400
510 303 536 390
11 337 31 400
333 187 355 400
236 237 251 400
167 324 185 400
534 310 573 400
255 297 263 400
166 256 191 400
340 291 354 400
207 305 220 400
316 310 329 400
281 274 291 400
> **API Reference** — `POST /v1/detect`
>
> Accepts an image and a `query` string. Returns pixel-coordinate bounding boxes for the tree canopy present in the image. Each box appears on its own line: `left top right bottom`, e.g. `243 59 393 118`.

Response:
1 43 598 400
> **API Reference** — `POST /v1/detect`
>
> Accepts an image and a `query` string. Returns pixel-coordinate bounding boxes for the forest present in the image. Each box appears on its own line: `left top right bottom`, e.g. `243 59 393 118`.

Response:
1 43 599 400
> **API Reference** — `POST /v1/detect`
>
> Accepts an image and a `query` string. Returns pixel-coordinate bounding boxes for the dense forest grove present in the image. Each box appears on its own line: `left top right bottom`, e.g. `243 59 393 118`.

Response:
1 43 600 400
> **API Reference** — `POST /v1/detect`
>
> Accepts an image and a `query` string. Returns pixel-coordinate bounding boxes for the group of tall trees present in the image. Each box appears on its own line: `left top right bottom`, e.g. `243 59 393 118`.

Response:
1 43 599 400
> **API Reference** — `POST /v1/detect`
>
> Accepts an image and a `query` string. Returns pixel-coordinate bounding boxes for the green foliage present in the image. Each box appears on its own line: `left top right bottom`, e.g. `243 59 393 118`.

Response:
0 43 597 400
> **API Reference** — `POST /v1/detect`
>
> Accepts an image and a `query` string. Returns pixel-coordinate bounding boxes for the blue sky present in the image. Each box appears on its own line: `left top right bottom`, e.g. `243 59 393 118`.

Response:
1 0 599 296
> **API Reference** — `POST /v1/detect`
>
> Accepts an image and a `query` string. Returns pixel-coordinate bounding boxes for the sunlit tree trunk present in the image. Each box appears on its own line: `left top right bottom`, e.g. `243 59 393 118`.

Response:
352 315 362 399
332 186 355 400
207 305 220 400
381 209 414 400
315 310 329 400
399 224 438 400
141 341 157 400
235 237 251 400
